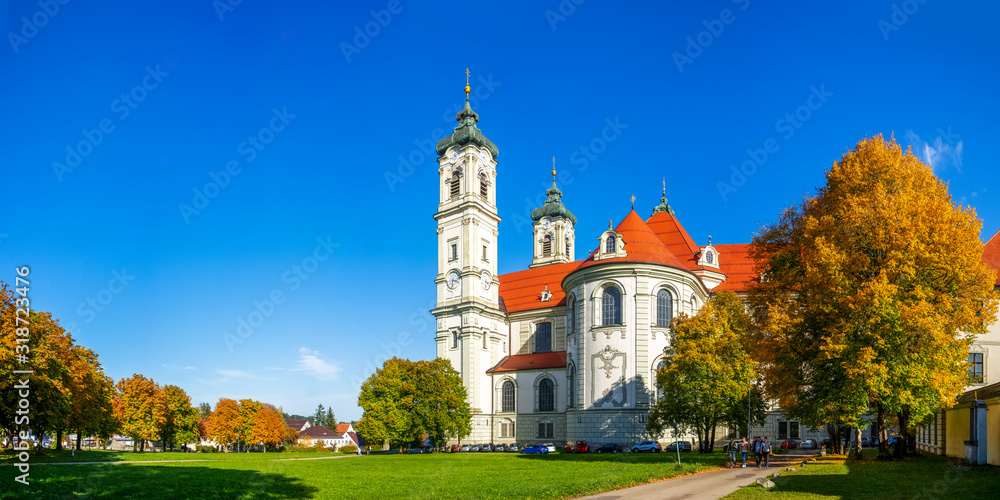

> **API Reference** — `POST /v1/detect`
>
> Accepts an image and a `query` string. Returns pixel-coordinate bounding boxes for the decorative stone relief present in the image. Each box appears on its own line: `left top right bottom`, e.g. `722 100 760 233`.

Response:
591 346 627 408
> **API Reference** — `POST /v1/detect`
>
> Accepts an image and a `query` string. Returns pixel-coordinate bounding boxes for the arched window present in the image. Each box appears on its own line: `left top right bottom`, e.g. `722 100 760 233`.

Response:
706 250 714 264
535 322 552 353
501 381 515 412
602 287 622 325
565 240 571 256
499 418 514 437
605 235 616 253
539 378 555 411
567 364 576 408
567 297 575 334
542 235 552 257
479 173 489 200
450 176 460 199
656 289 673 327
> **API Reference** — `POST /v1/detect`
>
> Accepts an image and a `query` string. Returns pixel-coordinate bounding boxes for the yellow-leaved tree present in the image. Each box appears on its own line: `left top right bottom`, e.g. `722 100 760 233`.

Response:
113 374 167 451
747 135 998 458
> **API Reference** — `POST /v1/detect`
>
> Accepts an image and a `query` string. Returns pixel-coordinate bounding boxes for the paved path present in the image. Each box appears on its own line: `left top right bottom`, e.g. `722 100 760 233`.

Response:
1 454 361 466
576 449 817 500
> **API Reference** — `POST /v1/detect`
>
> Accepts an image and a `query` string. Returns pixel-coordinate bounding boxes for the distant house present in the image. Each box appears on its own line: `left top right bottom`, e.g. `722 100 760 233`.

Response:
297 425 339 448
285 419 312 433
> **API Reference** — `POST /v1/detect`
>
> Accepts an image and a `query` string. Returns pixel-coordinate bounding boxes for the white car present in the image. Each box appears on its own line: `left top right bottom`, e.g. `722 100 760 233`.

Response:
542 442 557 452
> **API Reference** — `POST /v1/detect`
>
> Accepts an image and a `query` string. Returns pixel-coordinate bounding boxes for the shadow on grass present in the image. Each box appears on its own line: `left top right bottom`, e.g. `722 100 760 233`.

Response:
1 464 317 500
513 450 727 467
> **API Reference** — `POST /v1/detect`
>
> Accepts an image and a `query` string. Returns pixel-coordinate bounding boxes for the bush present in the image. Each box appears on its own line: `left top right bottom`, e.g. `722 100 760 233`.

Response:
195 446 217 453
339 445 358 454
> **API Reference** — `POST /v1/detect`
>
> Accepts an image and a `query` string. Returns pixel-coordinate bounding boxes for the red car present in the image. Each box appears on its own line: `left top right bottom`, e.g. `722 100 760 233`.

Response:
780 439 799 449
572 441 590 453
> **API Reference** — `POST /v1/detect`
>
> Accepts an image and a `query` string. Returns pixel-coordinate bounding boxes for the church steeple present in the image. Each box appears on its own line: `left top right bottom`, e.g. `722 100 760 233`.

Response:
652 177 675 216
529 158 577 267
436 70 499 159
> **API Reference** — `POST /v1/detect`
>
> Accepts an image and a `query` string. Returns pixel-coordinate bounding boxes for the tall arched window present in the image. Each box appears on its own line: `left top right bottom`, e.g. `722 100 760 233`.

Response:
656 289 673 327
535 322 552 353
567 364 576 408
605 235 616 253
602 287 622 325
567 297 575 334
539 378 555 411
479 173 489 200
450 176 460 199
501 381 515 412
542 235 552 257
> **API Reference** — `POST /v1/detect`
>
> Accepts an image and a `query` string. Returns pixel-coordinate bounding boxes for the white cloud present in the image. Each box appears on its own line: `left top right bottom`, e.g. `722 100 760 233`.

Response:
197 369 276 385
906 129 963 173
293 347 342 381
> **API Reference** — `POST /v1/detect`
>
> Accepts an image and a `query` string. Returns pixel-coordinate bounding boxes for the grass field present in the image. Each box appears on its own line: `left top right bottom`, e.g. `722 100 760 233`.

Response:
726 449 1000 500
0 449 722 499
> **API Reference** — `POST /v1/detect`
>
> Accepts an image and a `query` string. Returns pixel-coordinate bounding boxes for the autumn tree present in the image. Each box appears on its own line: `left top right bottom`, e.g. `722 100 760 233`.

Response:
747 135 999 458
646 291 764 452
412 358 471 448
249 403 288 451
113 374 167 451
238 399 263 452
207 398 240 452
65 346 116 450
161 385 200 451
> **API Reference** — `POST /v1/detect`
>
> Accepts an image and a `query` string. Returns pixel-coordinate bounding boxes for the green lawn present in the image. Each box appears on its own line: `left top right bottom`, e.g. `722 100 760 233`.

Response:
726 449 1000 500
0 448 349 463
1 450 724 499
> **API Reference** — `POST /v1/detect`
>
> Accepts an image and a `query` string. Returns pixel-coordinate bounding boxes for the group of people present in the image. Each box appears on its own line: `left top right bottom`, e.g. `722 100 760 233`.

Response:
727 436 771 469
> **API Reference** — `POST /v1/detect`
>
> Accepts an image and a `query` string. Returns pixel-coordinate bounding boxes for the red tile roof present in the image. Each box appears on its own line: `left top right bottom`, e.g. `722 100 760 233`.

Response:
713 243 756 292
487 351 567 373
645 211 705 270
334 423 351 434
984 230 1000 286
498 261 582 313
575 210 689 272
299 425 336 438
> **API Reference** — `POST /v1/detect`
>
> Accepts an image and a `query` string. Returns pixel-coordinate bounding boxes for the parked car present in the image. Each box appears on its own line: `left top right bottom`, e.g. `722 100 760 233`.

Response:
800 439 817 449
632 441 662 453
780 439 799 449
521 444 548 454
507 443 520 452
564 442 575 453
596 443 622 454
450 445 461 453
572 441 590 453
469 444 481 452
542 443 557 453
481 443 493 452
494 443 507 452
664 441 692 452
861 437 870 447
459 444 470 452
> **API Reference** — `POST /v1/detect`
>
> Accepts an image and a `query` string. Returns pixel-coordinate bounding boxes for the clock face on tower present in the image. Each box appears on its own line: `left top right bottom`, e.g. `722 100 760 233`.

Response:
478 151 489 163
480 270 491 290
446 271 461 290
449 149 459 162
542 219 551 229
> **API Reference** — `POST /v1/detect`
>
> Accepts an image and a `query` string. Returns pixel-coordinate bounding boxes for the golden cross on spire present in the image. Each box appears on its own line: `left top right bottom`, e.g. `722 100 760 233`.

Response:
465 68 471 96
630 194 636 209
552 156 556 179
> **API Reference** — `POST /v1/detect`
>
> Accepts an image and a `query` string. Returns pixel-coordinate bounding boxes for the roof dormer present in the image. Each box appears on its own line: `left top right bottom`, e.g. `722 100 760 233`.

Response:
595 220 627 261
697 236 720 269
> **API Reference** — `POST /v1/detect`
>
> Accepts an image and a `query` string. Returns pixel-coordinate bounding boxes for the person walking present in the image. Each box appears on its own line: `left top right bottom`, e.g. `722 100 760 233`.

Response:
727 438 737 468
740 437 749 468
761 437 771 468
753 437 763 468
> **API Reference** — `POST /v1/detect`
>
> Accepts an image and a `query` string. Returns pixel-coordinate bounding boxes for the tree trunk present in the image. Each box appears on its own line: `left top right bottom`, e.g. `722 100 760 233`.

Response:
893 411 907 459
55 429 63 451
853 427 863 460
875 404 888 457
76 432 82 451
709 425 717 453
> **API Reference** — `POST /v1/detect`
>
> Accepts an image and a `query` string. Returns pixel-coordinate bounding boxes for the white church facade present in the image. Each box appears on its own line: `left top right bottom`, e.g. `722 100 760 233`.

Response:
429 84 1000 448
429 86 755 445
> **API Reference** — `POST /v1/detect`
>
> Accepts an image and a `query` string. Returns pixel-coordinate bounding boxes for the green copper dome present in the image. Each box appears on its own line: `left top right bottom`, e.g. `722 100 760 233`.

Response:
531 180 577 225
435 98 499 159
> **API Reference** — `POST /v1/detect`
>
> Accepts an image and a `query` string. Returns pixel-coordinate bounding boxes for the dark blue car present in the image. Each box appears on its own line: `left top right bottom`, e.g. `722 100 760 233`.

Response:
520 443 548 454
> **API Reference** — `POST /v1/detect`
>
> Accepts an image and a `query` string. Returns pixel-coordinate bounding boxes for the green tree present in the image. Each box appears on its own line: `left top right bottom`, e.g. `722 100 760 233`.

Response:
747 135 999 458
647 291 762 452
198 402 212 419
311 404 325 428
412 358 471 448
161 385 199 451
356 357 471 452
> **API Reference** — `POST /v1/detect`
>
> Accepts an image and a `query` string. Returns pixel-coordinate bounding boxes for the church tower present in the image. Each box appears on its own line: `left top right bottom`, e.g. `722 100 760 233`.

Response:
431 75 505 439
530 164 577 267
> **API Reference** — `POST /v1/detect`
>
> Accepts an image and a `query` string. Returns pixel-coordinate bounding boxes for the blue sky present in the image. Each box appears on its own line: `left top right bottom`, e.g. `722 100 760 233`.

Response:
2 0 997 421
